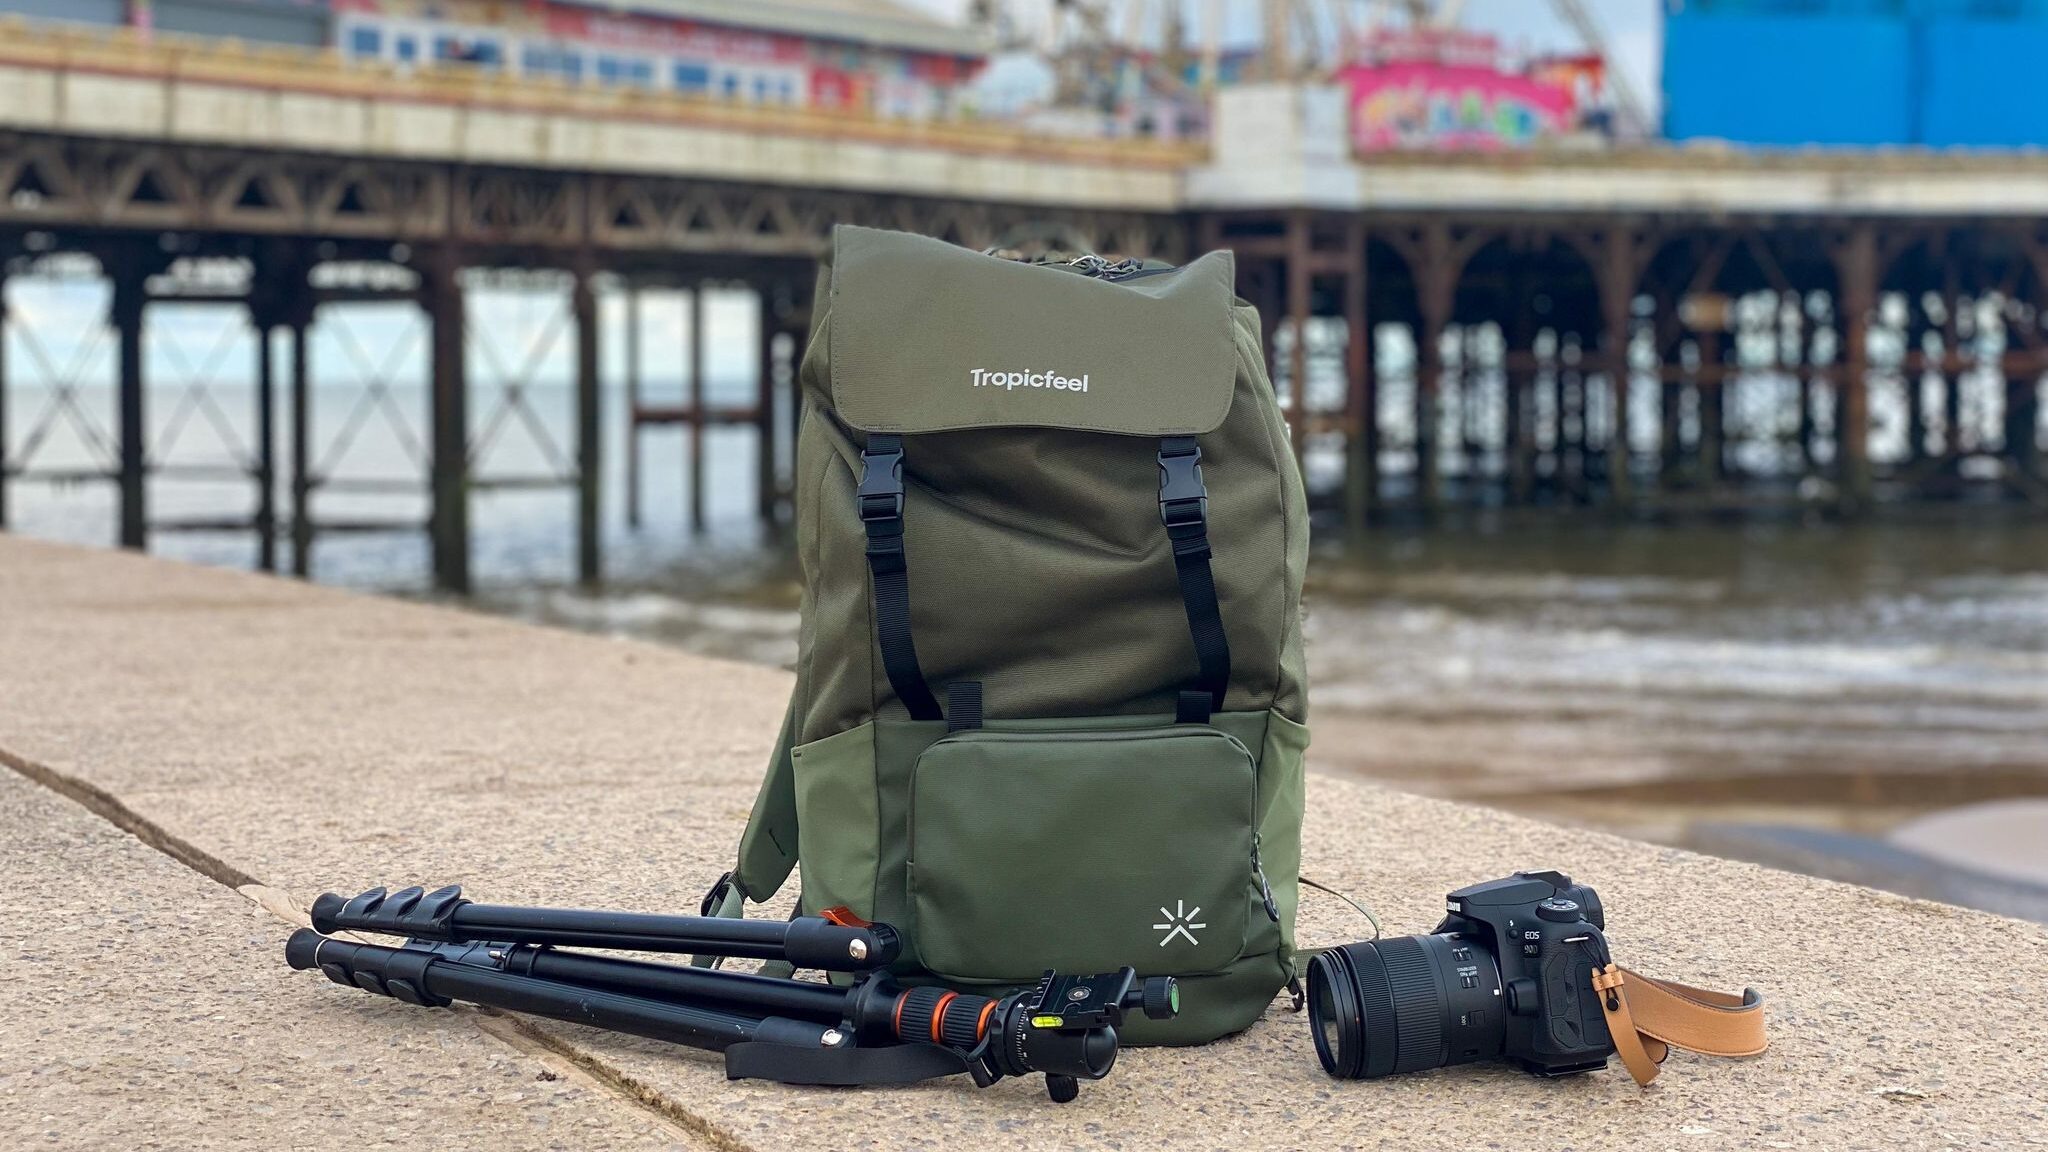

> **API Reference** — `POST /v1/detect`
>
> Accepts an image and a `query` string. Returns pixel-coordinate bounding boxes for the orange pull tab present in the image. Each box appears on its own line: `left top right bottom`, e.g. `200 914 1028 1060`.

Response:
818 905 873 928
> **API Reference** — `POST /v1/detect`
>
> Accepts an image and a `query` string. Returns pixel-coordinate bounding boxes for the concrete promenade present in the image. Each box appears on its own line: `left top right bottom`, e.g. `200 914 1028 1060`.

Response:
2 535 2044 1150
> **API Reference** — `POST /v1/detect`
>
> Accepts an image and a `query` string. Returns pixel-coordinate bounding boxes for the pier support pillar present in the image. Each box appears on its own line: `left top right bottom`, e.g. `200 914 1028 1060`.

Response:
1652 288 1683 492
625 285 642 530
250 249 306 576
573 260 602 585
0 273 9 530
1506 273 1537 506
1593 228 1650 509
2007 371 2039 479
1904 306 1927 470
1342 220 1373 537
1699 327 1725 489
425 250 470 594
287 309 312 578
1941 267 1963 466
253 318 277 572
111 259 149 552
2017 247 2048 483
755 287 779 526
1833 225 1878 512
1408 224 1465 515
1284 213 1311 469
689 283 706 533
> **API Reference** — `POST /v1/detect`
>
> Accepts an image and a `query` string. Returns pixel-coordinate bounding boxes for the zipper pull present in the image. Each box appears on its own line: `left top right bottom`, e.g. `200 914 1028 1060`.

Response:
1252 835 1281 923
1068 254 1143 280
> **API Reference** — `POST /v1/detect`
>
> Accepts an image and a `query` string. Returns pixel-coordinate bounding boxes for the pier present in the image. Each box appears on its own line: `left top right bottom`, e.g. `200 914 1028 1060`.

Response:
4 22 2047 592
4 531 2047 1148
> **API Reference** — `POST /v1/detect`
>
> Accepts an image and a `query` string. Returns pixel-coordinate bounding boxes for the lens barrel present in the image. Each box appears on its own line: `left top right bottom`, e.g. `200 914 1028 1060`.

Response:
1306 933 1505 1080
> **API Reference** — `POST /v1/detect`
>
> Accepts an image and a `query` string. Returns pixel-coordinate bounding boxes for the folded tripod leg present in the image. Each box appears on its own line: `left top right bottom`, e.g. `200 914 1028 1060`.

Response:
285 930 835 1052
286 930 987 1090
310 884 898 970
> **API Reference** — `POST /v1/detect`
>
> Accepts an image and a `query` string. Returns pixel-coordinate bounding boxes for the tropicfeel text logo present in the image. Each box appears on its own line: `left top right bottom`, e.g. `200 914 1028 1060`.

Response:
970 368 1090 393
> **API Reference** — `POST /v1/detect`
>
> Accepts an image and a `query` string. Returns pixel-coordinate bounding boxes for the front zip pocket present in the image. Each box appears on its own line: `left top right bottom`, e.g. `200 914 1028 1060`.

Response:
907 725 1260 984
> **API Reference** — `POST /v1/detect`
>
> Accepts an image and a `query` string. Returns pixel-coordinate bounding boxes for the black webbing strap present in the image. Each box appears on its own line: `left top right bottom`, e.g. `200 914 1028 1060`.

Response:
724 1038 970 1086
1159 436 1230 724
859 435 943 722
945 682 983 732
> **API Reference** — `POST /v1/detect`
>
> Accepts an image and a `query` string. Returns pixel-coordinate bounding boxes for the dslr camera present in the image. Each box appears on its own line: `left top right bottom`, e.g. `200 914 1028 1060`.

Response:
1307 870 1615 1080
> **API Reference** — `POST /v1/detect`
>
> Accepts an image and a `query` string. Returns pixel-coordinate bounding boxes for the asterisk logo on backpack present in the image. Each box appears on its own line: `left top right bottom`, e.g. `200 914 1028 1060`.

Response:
1154 899 1206 947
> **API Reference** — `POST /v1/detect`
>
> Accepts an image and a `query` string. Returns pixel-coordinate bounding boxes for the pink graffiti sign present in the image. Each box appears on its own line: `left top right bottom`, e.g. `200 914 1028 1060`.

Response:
1338 61 1577 151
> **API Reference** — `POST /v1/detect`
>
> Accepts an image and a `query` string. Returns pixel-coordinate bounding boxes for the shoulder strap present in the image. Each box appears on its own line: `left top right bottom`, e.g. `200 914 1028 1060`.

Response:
699 689 797 967
1159 437 1230 723
730 691 801 905
1593 963 1767 1086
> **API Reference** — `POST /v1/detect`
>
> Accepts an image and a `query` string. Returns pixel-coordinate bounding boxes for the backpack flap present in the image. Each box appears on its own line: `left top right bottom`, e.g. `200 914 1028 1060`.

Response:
828 225 1238 437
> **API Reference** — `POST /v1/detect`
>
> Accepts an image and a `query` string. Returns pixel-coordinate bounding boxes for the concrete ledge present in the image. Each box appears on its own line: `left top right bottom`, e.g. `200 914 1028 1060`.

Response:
0 751 703 1149
2 535 2045 1149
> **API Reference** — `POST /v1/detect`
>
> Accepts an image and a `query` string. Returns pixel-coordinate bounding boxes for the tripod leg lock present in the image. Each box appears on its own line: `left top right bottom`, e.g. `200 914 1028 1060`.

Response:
311 884 469 940
287 929 452 1008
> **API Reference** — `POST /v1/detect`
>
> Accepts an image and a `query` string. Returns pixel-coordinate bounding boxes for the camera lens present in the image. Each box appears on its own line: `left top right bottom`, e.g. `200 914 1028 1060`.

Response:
1305 934 1505 1079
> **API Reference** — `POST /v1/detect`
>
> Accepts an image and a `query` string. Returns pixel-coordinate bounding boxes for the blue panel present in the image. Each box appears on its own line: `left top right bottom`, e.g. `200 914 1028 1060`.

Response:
1921 17 2048 146
0 0 126 26
1663 11 1915 145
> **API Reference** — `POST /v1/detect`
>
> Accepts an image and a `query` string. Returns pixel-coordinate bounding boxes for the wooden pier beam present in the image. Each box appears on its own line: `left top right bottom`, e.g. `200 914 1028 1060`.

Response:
249 247 306 575
688 283 706 533
1833 224 1878 512
2016 243 2048 482
1698 326 1725 490
1904 302 1927 470
110 257 149 552
1284 213 1311 469
287 307 312 578
1588 227 1651 508
1386 222 1487 515
1342 219 1373 536
425 249 470 594
1653 288 1685 489
625 285 643 530
573 259 602 585
1505 267 1537 505
1406 224 1458 514
252 317 277 572
1941 264 1963 464
755 286 779 526
0 271 9 530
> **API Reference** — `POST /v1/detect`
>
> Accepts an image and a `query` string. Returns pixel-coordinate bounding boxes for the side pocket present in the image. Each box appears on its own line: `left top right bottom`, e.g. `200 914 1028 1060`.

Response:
1258 709 1310 962
791 721 880 918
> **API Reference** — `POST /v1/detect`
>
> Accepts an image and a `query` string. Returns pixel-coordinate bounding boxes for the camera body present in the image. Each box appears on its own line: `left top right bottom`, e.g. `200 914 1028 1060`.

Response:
1306 869 1617 1081
1433 870 1613 1076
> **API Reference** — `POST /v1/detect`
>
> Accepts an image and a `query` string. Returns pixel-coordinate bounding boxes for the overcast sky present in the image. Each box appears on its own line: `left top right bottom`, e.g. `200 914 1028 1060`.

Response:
902 0 1664 114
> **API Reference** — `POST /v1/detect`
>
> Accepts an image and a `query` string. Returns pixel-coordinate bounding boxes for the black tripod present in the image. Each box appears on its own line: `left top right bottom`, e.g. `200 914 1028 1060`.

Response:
287 884 1177 1102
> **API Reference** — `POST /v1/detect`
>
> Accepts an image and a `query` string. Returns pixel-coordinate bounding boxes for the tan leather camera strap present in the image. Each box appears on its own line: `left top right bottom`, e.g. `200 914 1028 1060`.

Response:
1591 964 1768 1086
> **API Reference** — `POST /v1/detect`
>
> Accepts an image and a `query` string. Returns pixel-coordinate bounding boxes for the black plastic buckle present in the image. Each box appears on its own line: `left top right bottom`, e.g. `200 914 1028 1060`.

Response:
857 444 905 522
700 870 742 917
1158 441 1207 527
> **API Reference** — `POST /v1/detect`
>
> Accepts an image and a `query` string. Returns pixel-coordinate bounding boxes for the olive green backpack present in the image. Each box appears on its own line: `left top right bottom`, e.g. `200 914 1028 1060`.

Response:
705 224 1310 1044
